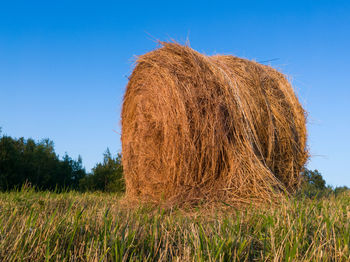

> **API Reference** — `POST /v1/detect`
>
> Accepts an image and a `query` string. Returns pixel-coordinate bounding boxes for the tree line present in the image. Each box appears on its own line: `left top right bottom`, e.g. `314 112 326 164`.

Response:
0 128 348 196
0 128 124 192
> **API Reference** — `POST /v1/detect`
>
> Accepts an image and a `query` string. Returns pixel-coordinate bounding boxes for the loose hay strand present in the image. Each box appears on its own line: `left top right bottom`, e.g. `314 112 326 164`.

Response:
121 42 308 206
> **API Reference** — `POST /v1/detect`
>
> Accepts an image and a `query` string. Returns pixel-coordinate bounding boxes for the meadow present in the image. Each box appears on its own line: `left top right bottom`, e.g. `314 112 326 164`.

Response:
0 187 349 261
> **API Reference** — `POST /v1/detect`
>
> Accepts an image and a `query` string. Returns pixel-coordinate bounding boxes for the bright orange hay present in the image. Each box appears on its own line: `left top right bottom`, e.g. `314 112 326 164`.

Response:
121 42 308 206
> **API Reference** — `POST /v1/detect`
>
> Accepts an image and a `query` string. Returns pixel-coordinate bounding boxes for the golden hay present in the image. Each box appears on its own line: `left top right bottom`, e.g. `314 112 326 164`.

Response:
121 42 308 205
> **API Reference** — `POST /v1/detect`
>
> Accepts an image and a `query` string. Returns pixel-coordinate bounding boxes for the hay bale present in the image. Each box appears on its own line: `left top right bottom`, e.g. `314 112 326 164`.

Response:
121 42 308 205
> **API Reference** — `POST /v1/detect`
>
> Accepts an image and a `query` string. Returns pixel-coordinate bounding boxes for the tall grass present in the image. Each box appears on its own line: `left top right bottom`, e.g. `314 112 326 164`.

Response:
0 188 349 261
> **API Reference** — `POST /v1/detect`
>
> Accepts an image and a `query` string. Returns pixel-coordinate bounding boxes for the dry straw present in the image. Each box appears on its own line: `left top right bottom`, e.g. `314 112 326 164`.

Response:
121 42 308 206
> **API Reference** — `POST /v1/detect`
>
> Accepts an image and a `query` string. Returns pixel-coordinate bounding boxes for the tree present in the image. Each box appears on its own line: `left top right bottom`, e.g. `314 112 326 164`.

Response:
0 131 86 191
299 169 331 198
80 149 124 192
301 169 326 190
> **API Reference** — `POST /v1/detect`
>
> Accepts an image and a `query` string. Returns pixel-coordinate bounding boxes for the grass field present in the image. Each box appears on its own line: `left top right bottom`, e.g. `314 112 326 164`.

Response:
0 188 349 261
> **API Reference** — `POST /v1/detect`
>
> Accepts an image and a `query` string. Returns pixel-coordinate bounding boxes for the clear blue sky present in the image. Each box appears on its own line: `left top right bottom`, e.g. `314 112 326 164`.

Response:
0 1 349 186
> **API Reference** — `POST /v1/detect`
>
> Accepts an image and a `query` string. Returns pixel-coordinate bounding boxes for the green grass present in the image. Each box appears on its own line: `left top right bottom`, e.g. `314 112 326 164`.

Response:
0 188 349 261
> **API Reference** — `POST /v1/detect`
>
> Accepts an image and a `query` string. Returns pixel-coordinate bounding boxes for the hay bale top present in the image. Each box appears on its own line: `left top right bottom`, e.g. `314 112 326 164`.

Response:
121 42 308 206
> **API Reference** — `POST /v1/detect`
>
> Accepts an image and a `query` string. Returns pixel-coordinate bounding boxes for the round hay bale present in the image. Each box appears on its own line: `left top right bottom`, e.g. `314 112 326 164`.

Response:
121 42 308 205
